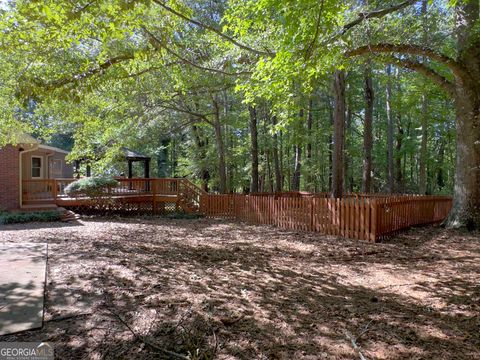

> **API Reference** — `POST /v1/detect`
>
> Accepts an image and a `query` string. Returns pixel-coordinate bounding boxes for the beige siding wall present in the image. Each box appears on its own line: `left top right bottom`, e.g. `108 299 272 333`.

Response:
50 152 74 178
21 150 73 180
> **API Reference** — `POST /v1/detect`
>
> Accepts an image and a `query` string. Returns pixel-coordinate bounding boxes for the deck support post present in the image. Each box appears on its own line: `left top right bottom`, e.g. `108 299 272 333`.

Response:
52 179 58 204
128 160 133 190
145 159 150 191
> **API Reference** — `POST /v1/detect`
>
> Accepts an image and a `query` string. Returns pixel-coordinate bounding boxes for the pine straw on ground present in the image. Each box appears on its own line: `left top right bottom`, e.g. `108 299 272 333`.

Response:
0 217 478 359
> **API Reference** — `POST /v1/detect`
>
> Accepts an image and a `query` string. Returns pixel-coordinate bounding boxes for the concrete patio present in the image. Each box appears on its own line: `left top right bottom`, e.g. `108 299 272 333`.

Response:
0 242 47 335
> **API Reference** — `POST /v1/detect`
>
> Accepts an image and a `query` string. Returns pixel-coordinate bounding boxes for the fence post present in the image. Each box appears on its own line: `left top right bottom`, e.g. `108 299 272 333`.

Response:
310 198 314 231
152 179 157 214
370 199 377 242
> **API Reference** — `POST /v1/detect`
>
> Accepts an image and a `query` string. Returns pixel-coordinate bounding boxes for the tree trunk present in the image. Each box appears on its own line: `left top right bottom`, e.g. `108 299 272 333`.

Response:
386 64 395 193
249 105 259 193
266 148 274 192
191 125 210 191
418 0 429 195
395 118 404 192
292 145 302 191
436 136 445 191
328 99 334 191
280 130 285 190
445 1 480 229
212 99 227 193
448 83 480 228
362 64 374 193
306 98 314 191
344 106 353 192
332 70 346 198
419 95 428 194
292 109 304 191
271 116 282 192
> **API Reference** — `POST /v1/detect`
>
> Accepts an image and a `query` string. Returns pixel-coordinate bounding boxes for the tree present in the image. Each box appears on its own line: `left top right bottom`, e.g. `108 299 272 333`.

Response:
346 1 480 227
249 105 259 193
362 64 374 193
386 65 395 193
1 0 477 227
332 70 346 198
225 0 480 228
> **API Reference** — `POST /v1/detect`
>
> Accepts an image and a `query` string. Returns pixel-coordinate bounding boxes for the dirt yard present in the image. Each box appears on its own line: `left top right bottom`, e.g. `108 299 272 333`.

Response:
0 217 478 359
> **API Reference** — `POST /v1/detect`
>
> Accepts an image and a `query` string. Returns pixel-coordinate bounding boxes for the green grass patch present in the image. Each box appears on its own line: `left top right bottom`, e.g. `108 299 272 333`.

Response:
0 211 62 225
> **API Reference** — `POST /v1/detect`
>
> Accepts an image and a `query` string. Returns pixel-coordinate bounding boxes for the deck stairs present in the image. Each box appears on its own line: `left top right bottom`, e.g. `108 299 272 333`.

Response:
177 179 207 213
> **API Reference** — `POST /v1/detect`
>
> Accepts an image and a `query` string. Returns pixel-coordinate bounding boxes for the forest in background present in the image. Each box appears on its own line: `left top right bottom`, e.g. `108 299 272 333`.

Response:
0 0 478 227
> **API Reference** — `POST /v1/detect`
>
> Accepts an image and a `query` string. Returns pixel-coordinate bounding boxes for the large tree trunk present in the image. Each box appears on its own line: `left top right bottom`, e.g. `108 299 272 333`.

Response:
386 65 395 193
446 1 480 229
448 83 480 229
362 64 374 193
249 105 259 193
332 70 346 198
212 99 227 193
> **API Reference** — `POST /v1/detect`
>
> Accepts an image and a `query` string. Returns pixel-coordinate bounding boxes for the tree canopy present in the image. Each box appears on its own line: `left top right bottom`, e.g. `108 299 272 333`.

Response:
0 0 479 227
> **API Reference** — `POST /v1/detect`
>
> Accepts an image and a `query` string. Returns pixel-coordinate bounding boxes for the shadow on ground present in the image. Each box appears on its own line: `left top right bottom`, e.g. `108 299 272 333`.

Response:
0 217 478 359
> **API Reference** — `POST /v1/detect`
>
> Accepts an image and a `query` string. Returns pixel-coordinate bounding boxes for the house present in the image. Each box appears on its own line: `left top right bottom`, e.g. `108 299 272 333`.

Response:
0 134 73 210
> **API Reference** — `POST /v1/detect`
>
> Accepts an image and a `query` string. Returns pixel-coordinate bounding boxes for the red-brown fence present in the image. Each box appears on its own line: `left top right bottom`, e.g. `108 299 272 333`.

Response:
200 194 453 242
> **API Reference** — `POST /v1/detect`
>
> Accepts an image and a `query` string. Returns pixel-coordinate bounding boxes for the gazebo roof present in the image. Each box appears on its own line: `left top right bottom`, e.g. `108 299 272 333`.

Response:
121 147 151 161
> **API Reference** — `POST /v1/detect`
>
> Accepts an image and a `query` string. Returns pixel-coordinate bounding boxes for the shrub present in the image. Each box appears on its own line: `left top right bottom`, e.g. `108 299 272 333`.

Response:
65 177 118 197
0 211 62 225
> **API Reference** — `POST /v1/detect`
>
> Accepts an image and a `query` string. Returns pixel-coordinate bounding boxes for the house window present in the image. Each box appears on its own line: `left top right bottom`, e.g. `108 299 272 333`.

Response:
31 156 43 178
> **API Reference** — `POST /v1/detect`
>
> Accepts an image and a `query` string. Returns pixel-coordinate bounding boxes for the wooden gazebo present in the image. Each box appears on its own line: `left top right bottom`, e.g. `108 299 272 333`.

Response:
122 147 151 179
73 147 151 178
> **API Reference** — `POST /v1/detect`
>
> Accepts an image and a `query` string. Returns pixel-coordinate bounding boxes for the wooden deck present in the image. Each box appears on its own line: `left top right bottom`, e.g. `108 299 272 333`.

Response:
22 178 205 213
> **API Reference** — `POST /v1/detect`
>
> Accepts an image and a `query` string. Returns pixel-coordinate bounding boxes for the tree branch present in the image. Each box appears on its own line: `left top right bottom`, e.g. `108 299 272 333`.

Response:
35 54 135 89
323 0 418 46
143 28 252 76
304 0 325 60
155 100 214 126
346 43 467 78
385 56 455 96
342 0 418 34
151 0 273 57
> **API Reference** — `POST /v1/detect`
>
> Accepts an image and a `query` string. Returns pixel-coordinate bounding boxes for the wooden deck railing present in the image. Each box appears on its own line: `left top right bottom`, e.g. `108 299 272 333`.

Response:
22 179 76 201
22 178 187 202
200 194 453 242
22 178 207 214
